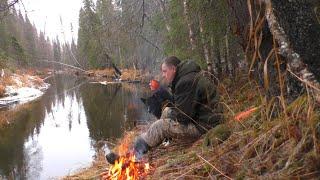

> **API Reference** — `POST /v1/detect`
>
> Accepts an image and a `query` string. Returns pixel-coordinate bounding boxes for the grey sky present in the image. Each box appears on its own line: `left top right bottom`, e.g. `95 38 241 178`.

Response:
16 0 83 43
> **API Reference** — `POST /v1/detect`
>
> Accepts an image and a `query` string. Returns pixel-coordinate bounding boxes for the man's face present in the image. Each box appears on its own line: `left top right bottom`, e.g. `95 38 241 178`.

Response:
161 63 176 84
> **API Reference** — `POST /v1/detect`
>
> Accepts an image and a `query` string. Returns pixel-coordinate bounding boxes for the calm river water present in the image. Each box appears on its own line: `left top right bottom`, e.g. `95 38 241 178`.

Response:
0 74 151 179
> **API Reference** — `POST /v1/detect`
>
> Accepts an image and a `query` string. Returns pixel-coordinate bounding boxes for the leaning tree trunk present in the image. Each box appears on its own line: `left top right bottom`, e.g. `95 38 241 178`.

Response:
227 0 320 105
264 0 320 103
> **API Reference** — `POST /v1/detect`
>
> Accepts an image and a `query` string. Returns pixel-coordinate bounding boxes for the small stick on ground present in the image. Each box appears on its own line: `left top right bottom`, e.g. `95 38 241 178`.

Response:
196 154 233 180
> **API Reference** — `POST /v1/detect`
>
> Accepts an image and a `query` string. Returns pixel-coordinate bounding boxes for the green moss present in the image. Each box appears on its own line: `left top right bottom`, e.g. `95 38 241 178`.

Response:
203 124 231 148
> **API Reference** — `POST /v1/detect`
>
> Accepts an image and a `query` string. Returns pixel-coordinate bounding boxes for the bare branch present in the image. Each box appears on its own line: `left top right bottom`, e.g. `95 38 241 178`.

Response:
137 32 164 53
141 0 146 28
0 0 19 12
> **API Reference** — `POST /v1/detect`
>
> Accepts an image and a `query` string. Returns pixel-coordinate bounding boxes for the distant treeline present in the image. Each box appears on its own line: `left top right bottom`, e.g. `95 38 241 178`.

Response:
0 0 76 70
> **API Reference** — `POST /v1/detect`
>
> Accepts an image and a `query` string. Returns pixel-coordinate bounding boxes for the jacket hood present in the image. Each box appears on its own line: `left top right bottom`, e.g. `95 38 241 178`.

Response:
172 60 201 86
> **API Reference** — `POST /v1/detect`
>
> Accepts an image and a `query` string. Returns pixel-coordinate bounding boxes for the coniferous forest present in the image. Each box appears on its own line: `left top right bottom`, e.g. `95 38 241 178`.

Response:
0 0 320 179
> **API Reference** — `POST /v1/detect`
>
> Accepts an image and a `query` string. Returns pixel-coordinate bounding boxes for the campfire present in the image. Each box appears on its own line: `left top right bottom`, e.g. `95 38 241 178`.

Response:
105 152 150 180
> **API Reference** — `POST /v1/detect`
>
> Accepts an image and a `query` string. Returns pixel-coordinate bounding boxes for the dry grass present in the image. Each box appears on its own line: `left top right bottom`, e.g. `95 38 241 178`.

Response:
120 69 143 82
0 69 48 90
0 70 15 97
0 84 5 97
86 69 115 78
0 71 15 85
147 77 320 179
65 74 320 179
84 68 152 83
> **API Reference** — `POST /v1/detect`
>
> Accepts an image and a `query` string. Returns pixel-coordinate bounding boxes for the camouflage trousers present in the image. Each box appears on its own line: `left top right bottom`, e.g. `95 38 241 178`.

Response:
140 107 202 147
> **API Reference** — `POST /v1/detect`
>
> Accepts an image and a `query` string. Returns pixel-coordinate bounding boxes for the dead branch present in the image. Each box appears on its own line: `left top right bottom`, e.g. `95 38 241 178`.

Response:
197 154 233 180
0 0 19 12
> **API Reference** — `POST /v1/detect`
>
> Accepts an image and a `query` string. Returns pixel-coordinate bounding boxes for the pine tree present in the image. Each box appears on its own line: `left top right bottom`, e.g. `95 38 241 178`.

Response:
78 0 108 68
0 3 59 68
53 37 61 69
23 14 37 65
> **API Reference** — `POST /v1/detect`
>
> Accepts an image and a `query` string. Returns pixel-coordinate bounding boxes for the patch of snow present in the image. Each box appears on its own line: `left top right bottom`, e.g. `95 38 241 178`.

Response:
0 83 50 107
90 81 122 85
38 83 50 91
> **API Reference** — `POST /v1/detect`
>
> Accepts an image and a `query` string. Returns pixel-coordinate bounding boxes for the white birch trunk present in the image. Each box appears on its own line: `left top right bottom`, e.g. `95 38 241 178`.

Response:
183 0 197 51
199 13 212 72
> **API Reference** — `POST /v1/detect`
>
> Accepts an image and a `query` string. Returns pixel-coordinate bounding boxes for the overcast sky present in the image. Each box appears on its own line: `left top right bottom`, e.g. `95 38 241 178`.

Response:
16 0 83 43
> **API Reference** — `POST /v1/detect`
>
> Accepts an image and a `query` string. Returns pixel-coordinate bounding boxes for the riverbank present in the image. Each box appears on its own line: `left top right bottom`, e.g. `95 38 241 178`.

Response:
0 68 51 126
64 74 320 179
80 68 154 83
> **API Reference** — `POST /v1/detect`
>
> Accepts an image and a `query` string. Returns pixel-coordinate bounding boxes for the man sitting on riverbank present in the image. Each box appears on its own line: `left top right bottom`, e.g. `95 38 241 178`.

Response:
107 56 222 163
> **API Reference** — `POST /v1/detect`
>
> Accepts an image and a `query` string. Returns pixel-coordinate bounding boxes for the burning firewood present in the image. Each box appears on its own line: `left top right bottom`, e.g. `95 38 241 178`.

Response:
101 152 150 180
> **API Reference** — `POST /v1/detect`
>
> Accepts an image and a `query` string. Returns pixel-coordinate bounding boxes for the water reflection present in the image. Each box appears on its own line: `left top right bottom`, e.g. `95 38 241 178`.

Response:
0 74 150 179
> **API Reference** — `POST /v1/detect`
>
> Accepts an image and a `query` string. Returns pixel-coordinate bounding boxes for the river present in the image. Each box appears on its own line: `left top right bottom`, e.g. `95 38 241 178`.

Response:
0 74 151 179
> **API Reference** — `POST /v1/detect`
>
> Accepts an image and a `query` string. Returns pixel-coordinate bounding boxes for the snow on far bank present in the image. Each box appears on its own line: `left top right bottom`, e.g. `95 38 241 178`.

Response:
90 81 122 85
0 73 50 108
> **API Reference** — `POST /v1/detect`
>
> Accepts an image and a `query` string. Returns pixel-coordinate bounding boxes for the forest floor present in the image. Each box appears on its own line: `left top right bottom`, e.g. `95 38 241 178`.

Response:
64 73 320 179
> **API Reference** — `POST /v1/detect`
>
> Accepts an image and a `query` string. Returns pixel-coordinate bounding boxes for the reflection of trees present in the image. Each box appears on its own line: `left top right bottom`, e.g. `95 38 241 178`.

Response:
0 122 27 179
81 83 148 143
0 74 85 179
0 101 44 179
0 74 150 178
81 83 124 141
44 74 86 113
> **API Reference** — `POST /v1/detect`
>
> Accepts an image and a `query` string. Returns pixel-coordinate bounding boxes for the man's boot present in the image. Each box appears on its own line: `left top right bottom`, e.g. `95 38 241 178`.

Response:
106 152 120 164
105 137 150 164
103 143 120 164
133 137 150 159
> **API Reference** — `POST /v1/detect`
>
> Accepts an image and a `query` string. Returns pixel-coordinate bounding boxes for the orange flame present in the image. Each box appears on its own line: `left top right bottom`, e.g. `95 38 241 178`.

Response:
117 132 135 156
106 152 150 180
102 132 150 179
